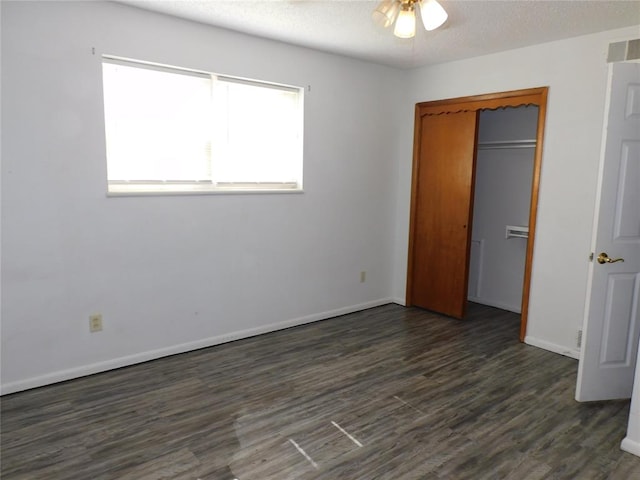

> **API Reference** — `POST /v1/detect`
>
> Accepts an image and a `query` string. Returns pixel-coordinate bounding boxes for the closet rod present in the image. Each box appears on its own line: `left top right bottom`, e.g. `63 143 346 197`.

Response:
477 139 537 150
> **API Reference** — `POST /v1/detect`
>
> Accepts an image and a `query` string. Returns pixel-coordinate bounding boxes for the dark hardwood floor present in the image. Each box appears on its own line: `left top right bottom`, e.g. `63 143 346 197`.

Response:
2 303 639 479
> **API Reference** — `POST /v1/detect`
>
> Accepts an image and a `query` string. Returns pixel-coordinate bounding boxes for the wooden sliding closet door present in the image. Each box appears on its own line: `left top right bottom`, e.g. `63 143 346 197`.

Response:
410 111 479 318
407 87 548 341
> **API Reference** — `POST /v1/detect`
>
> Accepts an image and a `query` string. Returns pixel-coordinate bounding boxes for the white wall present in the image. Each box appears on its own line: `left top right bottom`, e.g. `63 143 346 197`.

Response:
468 107 537 313
0 1 403 393
3 0 639 394
622 344 640 456
393 25 640 358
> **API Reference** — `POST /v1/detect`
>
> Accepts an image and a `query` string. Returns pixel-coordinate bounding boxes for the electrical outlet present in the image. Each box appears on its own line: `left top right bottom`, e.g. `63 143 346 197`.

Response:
89 314 103 333
360 271 366 283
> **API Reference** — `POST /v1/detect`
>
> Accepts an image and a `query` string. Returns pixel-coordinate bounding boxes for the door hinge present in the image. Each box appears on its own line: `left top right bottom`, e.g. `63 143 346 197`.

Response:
577 329 583 348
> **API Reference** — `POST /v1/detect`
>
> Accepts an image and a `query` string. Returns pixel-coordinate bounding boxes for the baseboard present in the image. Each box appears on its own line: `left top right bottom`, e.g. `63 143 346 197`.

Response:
621 437 640 457
0 298 394 396
391 297 406 306
467 296 521 314
524 335 580 360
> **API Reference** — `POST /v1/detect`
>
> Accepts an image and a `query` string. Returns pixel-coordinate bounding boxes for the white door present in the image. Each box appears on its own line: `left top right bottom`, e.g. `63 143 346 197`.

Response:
576 62 640 402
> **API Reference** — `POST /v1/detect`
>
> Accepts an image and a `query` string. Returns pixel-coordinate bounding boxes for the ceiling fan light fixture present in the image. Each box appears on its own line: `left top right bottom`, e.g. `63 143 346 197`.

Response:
374 0 447 38
419 0 448 31
394 3 416 39
372 0 401 28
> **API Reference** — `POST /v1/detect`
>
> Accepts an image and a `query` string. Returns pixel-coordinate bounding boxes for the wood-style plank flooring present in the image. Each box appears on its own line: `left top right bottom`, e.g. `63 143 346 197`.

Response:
2 303 640 479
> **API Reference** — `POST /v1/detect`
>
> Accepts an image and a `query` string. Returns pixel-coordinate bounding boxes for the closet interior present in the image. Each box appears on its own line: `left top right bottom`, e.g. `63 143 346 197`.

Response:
468 106 539 313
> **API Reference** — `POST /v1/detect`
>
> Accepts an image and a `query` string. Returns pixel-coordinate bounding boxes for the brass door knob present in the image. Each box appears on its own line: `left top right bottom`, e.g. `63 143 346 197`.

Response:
597 252 625 264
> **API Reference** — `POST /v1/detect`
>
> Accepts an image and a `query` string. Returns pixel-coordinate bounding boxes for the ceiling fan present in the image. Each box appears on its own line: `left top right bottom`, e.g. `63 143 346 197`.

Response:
373 0 448 38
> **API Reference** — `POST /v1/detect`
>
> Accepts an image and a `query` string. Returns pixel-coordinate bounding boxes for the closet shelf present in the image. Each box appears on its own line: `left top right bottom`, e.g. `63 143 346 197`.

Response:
477 139 537 150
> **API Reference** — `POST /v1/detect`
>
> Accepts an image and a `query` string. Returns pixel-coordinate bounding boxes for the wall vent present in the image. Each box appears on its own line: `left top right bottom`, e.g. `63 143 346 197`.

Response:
608 38 640 63
628 39 640 61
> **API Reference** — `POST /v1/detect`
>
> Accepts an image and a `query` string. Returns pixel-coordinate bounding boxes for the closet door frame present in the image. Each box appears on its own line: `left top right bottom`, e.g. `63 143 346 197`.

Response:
406 87 549 341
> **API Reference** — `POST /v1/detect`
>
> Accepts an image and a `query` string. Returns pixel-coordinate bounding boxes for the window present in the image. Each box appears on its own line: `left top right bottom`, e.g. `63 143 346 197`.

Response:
101 57 304 194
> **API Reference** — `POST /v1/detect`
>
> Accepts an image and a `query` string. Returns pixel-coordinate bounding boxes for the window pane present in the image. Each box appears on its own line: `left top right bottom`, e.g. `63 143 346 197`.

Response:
212 80 303 184
102 58 304 194
103 63 212 182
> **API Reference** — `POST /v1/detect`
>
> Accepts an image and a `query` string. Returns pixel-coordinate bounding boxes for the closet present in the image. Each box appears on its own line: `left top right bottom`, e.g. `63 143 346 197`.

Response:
406 88 548 341
468 106 539 313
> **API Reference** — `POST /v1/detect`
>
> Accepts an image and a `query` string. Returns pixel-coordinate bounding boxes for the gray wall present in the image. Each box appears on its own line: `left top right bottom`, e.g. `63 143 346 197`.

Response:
468 107 538 312
1 1 403 393
398 25 639 357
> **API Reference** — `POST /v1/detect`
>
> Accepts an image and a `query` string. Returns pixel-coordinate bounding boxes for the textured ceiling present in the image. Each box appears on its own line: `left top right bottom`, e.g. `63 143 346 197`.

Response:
118 0 640 68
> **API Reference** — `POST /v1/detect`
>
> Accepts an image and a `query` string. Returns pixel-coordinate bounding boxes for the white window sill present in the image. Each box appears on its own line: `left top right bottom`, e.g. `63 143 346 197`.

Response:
107 183 304 197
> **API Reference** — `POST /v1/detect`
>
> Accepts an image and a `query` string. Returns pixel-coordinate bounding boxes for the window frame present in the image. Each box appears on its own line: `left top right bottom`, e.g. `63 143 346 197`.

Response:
101 56 305 196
